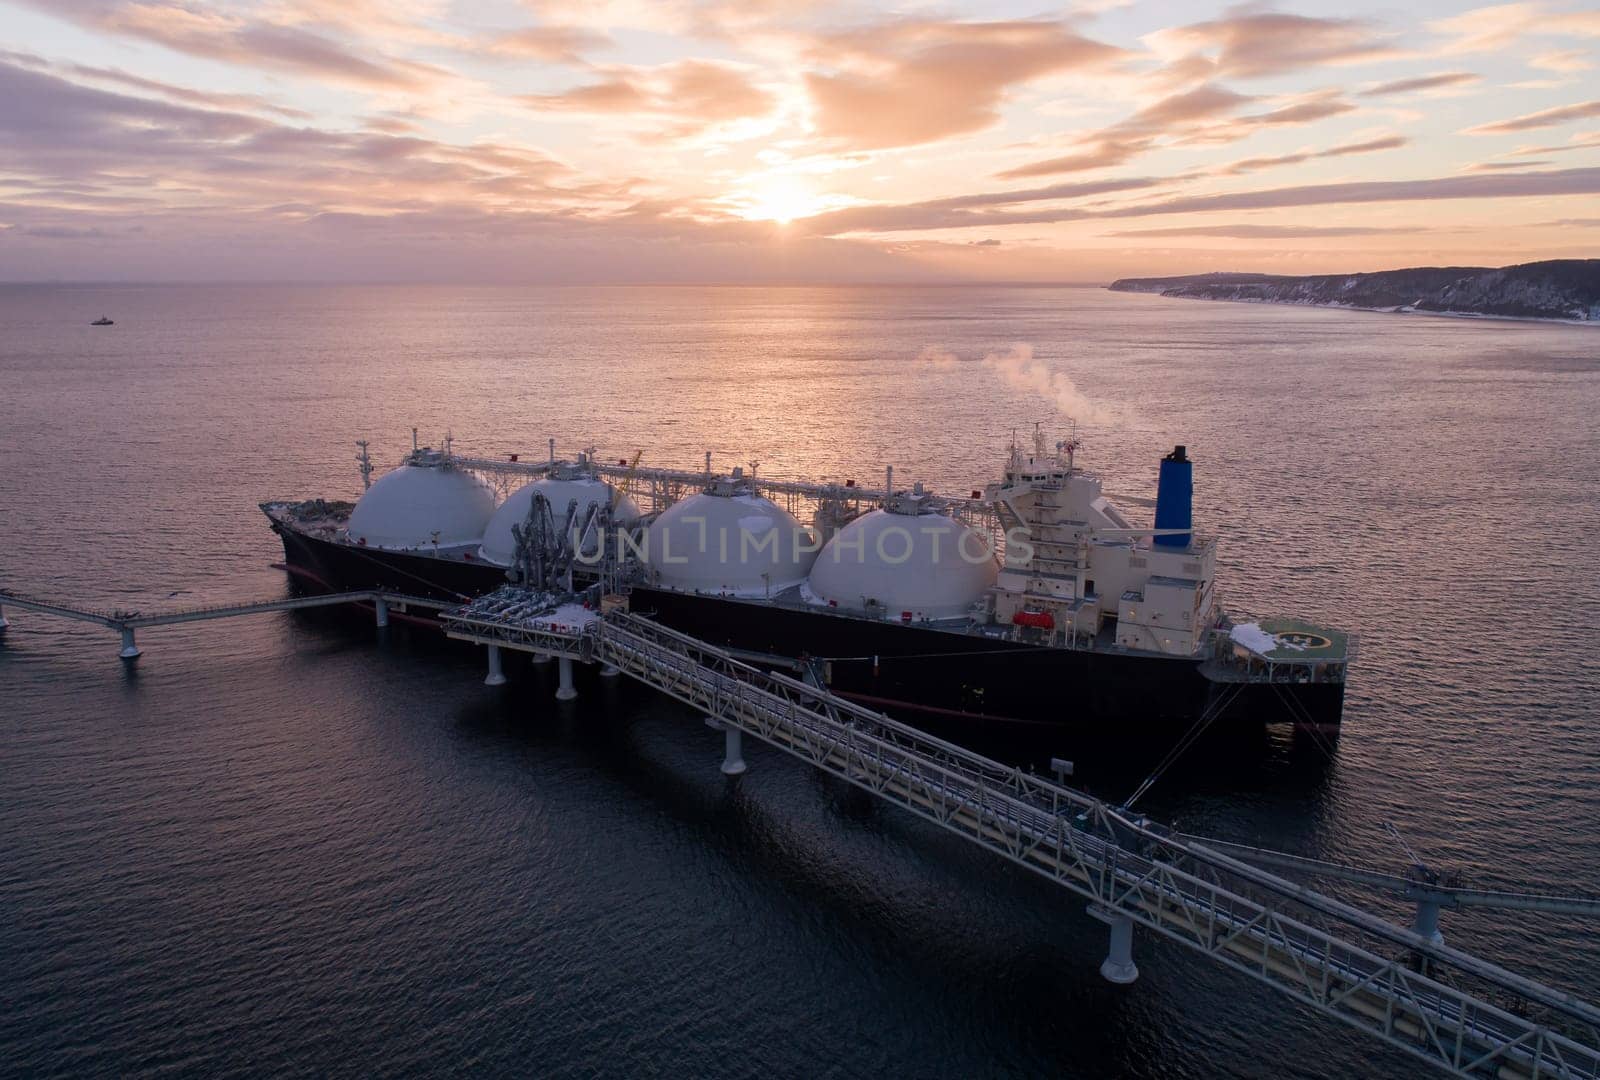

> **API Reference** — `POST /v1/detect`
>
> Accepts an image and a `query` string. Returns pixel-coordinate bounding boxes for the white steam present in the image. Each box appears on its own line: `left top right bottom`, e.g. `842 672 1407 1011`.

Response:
919 342 1110 424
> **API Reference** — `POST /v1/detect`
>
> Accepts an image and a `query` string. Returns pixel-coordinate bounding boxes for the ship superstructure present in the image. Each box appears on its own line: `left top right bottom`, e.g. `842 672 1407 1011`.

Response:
988 431 1216 657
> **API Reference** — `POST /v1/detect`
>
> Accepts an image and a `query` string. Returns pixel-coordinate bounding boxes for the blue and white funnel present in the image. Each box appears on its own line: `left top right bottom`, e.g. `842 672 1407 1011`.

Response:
1153 445 1192 549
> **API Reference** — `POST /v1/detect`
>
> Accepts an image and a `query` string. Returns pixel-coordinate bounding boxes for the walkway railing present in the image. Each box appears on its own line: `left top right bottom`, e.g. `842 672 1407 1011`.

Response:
441 597 1600 1080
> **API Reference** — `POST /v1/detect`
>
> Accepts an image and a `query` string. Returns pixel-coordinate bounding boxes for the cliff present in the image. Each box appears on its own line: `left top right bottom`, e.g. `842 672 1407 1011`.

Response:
1108 260 1600 322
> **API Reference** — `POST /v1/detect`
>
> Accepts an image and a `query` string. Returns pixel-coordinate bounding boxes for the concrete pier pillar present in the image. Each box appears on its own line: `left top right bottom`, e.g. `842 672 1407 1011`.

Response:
119 626 141 660
485 644 507 686
556 656 578 700
721 725 747 776
374 597 389 629
1412 899 1444 948
1091 907 1138 984
599 662 621 678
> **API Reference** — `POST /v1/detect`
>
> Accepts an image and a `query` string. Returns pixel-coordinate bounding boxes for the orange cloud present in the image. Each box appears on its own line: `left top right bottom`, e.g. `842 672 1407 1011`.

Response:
1430 3 1600 55
1530 49 1594 73
485 25 612 64
802 19 1126 150
522 59 776 140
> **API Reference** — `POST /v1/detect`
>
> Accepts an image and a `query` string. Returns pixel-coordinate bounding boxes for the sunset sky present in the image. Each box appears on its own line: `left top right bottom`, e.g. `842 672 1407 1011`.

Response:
2 0 1598 282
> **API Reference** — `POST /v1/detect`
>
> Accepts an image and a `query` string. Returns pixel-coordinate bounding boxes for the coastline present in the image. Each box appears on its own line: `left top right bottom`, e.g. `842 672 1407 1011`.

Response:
1106 287 1600 327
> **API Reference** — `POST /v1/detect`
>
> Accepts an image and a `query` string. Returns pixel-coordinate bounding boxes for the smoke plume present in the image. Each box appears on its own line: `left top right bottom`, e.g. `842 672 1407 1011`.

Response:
920 342 1110 424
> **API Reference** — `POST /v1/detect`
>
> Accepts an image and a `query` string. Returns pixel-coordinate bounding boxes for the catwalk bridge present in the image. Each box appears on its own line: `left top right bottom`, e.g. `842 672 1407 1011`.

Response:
4 583 1599 1079
0 586 454 657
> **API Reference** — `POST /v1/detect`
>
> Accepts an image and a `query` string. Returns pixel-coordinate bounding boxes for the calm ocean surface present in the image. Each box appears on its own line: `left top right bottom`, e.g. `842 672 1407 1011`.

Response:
2 284 1597 1078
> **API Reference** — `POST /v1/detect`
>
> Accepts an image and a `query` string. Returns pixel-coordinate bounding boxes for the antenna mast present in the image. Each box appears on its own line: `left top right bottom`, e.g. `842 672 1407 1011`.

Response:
355 440 374 491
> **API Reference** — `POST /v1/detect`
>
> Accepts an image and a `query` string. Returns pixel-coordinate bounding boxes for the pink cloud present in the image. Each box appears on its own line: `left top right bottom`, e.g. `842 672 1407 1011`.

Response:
997 85 1358 179
800 166 1600 234
1360 71 1480 96
1147 10 1401 79
18 0 451 90
1218 134 1407 176
1467 100 1600 135
802 19 1126 150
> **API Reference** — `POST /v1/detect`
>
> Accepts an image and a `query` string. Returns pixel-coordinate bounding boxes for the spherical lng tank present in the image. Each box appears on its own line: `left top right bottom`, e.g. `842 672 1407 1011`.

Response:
806 509 997 620
346 463 496 550
644 488 817 596
480 476 641 566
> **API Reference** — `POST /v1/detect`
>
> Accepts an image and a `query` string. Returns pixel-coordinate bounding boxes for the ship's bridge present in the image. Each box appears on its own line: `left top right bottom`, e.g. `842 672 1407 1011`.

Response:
986 433 1217 656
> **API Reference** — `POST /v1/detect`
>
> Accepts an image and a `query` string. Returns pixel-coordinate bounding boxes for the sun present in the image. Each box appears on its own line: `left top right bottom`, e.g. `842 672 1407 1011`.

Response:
738 177 822 225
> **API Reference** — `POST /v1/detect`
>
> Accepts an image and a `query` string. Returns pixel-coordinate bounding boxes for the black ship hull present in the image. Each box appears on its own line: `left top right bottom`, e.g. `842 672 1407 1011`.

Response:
269 522 1344 757
628 587 1344 741
271 516 507 601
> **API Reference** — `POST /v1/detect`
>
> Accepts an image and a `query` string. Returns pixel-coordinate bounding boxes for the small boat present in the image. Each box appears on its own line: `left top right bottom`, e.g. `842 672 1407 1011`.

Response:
91 316 114 325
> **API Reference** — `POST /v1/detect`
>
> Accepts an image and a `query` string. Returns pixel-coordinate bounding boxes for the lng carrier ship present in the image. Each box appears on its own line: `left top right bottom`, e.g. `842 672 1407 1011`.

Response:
263 430 1351 741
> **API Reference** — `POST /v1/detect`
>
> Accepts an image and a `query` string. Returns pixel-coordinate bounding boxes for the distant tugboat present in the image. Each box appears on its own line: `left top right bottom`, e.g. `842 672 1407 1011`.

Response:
90 316 114 325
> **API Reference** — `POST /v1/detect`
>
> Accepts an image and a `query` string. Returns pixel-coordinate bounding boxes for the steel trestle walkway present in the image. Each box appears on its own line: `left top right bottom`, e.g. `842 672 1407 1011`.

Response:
443 602 1600 1080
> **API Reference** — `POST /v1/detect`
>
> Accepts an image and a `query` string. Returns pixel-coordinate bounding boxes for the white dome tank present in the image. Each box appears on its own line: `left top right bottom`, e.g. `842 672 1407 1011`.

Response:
480 475 641 567
806 499 997 621
347 458 496 550
644 477 817 597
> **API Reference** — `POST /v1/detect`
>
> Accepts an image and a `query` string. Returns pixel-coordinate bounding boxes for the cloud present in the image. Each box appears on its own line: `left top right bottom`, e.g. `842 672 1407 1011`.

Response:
0 49 313 120
1146 10 1400 79
802 19 1126 150
1217 134 1407 175
997 85 1357 179
805 176 1165 233
802 166 1600 234
1360 71 1480 96
4 224 109 239
17 0 451 90
1467 100 1600 135
485 25 612 64
522 59 776 140
1530 49 1594 73
1103 224 1424 238
1429 3 1600 55
1245 95 1355 126
1506 129 1600 155
7 0 1600 282
998 83 1251 178
1466 160 1555 170
0 57 579 224
1081 167 1600 220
